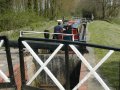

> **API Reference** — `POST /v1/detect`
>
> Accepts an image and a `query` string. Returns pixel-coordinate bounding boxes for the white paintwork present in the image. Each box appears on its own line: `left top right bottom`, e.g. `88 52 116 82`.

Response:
70 45 112 90
0 40 10 82
22 41 65 90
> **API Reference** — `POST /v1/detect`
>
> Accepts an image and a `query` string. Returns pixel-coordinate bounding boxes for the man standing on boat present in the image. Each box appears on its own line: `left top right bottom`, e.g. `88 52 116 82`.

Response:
53 22 63 39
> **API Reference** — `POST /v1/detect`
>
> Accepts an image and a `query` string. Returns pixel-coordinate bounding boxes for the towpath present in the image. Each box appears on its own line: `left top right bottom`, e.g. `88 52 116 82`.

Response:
79 23 111 90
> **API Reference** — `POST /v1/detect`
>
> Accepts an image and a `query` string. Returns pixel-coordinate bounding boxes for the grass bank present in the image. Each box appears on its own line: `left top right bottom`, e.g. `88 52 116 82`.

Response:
0 11 56 40
0 20 56 40
88 20 120 90
108 18 120 25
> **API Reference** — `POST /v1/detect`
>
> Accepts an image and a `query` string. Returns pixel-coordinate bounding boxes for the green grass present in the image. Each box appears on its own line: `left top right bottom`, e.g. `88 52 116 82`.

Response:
0 20 56 40
0 11 57 40
88 20 120 90
108 18 120 25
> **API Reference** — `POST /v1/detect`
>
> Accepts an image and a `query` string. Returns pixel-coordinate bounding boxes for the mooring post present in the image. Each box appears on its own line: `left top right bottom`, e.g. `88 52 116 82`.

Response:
65 44 70 90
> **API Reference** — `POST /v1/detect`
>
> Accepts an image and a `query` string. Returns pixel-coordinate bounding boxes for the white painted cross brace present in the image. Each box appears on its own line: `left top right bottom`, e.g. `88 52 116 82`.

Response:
70 45 113 90
22 41 65 90
72 50 114 90
27 44 64 85
0 40 10 82
0 70 10 82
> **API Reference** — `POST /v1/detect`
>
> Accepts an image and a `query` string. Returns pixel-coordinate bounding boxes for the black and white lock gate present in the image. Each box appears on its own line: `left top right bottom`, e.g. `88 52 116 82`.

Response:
18 37 120 90
0 36 16 89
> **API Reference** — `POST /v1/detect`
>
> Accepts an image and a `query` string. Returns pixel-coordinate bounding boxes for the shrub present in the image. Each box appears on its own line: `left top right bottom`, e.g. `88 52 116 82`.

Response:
0 11 44 31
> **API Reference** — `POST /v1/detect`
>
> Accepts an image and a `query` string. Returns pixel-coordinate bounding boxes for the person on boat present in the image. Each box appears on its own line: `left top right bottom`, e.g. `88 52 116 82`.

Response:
53 22 63 39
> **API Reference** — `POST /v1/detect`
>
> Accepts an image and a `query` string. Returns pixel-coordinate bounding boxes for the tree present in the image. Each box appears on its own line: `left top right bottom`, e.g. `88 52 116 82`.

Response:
33 0 38 13
76 0 120 19
27 0 32 10
106 0 120 17
0 0 11 13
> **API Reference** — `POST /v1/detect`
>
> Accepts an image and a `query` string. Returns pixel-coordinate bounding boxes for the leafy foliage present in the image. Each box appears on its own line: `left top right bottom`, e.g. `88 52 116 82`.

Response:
76 0 120 19
0 0 11 13
0 11 44 31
